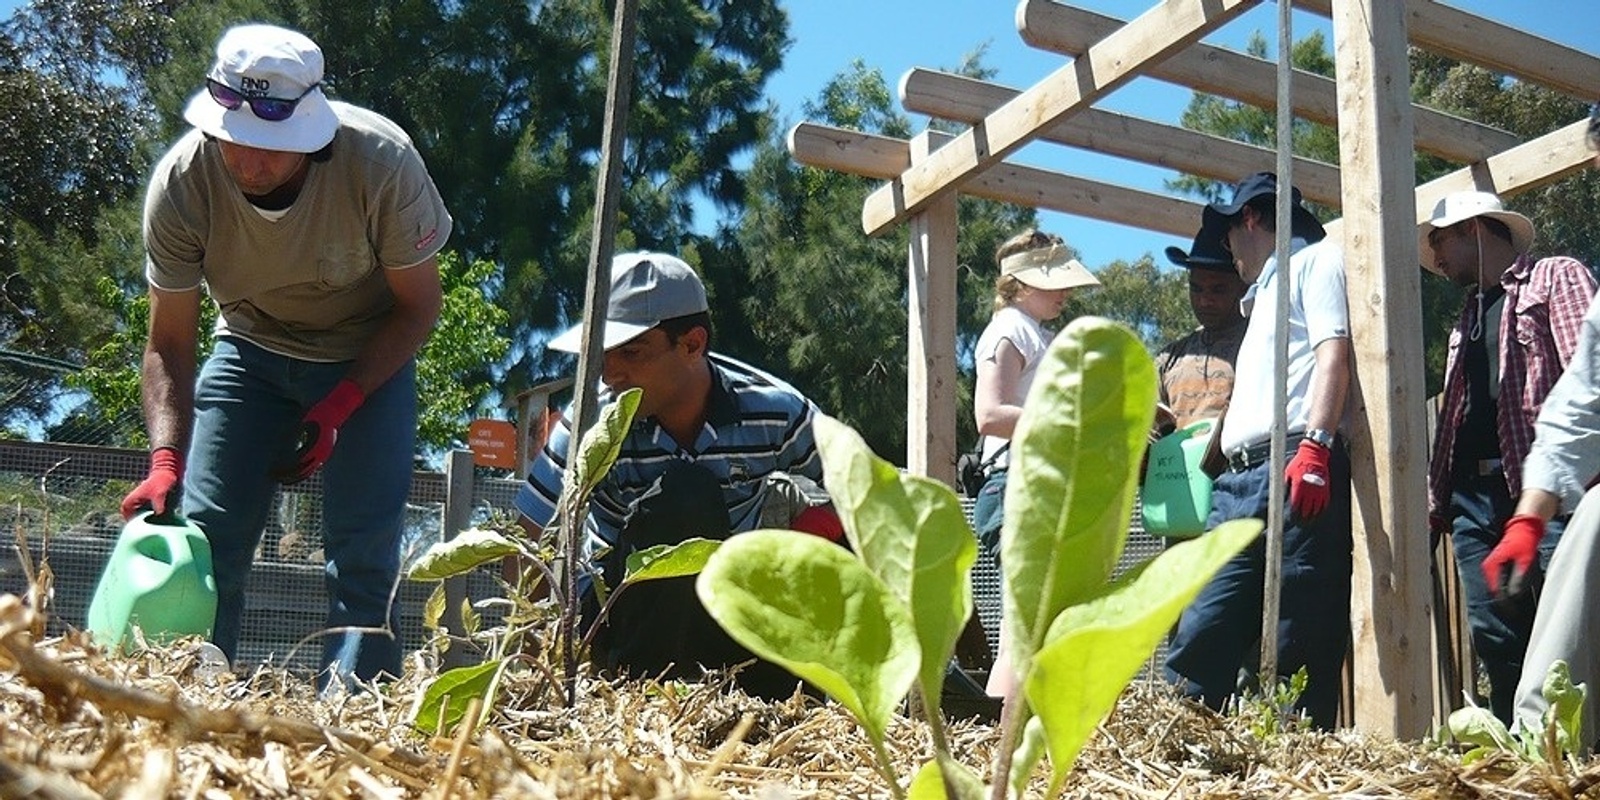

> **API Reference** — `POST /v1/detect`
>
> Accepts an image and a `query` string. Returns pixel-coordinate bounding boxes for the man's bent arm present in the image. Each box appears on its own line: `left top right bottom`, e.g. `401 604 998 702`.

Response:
345 257 443 394
143 286 202 453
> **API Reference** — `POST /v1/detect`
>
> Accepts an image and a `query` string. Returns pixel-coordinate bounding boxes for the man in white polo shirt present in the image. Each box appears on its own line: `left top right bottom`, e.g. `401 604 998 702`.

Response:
1163 172 1354 729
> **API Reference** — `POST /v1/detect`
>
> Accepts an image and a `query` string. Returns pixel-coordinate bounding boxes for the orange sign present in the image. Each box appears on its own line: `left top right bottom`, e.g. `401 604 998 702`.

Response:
468 419 518 469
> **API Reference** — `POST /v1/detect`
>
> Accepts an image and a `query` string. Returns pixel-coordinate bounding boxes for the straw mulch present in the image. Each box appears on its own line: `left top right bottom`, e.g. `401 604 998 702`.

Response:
5 593 1600 799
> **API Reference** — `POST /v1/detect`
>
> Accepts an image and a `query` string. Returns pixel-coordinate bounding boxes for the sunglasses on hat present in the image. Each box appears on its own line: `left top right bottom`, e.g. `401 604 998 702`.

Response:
206 78 320 122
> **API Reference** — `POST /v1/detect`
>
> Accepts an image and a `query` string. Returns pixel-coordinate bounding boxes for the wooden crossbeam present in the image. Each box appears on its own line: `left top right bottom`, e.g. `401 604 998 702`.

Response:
858 0 1260 236
1321 117 1594 239
1296 0 1600 101
790 123 1202 238
899 68 1343 207
1018 0 1521 164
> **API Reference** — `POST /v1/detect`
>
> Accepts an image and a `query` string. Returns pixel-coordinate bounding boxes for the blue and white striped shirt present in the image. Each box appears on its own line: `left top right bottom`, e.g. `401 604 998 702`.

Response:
514 353 823 553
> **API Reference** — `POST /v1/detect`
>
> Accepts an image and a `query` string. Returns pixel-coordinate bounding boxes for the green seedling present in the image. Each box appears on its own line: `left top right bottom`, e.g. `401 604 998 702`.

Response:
407 388 692 734
699 317 1261 799
1444 659 1587 765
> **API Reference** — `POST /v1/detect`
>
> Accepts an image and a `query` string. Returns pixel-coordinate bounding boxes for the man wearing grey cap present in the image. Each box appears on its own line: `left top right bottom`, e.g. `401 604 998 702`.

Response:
1163 172 1353 729
516 252 837 698
1418 190 1596 724
121 24 451 689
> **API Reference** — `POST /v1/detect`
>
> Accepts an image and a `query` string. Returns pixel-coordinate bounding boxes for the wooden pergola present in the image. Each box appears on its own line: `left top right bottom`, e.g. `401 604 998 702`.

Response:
789 0 1599 737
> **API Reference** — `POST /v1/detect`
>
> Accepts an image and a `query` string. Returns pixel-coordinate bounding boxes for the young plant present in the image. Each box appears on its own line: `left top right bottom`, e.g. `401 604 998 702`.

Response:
404 387 718 733
1444 659 1587 765
698 317 1262 799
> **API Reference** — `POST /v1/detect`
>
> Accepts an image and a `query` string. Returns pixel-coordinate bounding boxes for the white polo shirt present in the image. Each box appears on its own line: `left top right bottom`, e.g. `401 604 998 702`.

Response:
1219 237 1350 455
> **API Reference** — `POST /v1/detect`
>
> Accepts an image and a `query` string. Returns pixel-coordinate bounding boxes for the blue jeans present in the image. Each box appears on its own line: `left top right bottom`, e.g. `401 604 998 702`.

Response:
1164 446 1353 729
1448 471 1565 724
182 337 416 687
972 468 1008 558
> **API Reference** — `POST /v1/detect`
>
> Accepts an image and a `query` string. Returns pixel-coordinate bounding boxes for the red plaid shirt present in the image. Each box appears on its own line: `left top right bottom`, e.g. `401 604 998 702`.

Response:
1428 254 1597 516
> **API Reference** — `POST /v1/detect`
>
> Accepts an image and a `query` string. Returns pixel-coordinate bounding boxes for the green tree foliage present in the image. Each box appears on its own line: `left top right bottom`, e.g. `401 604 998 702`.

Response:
731 60 1035 461
0 0 174 356
416 252 512 456
1069 256 1192 353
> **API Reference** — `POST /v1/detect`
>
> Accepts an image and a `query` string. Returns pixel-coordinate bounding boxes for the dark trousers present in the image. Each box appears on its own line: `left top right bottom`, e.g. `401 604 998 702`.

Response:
1447 472 1565 724
1164 446 1353 729
585 461 802 699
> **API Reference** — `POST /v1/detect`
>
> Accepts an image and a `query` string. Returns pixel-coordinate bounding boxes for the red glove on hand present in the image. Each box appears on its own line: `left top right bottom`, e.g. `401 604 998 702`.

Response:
121 447 183 519
1285 440 1332 519
275 379 365 484
1483 514 1546 599
790 505 845 542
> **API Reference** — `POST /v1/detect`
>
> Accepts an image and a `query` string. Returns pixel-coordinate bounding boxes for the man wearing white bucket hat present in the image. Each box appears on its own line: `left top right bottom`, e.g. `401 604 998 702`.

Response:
1419 189 1596 724
121 23 452 690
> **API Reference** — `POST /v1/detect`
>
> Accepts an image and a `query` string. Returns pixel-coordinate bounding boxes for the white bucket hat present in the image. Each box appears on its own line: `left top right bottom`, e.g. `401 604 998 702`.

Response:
182 24 339 154
1000 245 1100 291
1418 190 1535 275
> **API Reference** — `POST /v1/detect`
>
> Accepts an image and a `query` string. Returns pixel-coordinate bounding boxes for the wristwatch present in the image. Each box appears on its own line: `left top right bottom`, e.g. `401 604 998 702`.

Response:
1305 428 1336 449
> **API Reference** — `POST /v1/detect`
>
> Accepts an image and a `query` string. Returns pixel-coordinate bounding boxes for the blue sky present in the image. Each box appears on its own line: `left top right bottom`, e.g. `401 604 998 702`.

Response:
761 1 1599 272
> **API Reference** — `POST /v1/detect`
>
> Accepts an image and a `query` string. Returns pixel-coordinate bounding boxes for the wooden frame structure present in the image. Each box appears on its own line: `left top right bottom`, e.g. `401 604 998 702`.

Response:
789 0 1599 736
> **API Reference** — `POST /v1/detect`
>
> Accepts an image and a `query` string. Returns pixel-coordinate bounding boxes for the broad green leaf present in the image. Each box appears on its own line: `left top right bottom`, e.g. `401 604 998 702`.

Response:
622 538 722 584
1003 317 1156 671
814 415 978 708
697 530 919 743
1026 519 1262 793
407 527 522 581
1448 705 1514 751
907 757 987 800
412 660 501 736
569 387 641 494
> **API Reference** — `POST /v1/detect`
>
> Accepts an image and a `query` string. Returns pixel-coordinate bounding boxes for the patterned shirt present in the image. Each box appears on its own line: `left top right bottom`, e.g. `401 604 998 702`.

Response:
1156 322 1246 430
514 353 823 554
1523 292 1600 513
1428 254 1596 515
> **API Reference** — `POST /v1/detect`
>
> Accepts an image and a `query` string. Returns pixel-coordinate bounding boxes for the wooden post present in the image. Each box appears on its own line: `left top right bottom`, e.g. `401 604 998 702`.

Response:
1330 0 1434 736
441 448 475 669
906 132 958 482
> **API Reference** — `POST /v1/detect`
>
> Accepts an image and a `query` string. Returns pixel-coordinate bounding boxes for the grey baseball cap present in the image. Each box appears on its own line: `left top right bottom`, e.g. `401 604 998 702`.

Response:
546 252 709 353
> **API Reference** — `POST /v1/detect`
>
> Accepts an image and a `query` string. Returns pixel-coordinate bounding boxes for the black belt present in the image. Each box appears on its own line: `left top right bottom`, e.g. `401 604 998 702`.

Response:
1225 433 1307 473
1453 458 1503 479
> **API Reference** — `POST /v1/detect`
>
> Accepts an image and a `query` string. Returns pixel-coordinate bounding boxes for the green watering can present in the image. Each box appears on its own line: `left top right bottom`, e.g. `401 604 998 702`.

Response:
86 511 217 653
1141 418 1218 539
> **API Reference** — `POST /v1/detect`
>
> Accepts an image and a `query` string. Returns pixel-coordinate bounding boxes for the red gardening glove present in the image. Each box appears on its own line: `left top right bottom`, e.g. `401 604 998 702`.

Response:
791 505 845 542
274 379 365 484
1285 440 1332 519
1483 514 1546 599
121 447 183 519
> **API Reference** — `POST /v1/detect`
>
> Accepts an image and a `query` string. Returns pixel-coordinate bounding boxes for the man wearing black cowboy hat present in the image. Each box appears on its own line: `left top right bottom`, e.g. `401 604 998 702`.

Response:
1156 228 1251 432
1163 172 1354 729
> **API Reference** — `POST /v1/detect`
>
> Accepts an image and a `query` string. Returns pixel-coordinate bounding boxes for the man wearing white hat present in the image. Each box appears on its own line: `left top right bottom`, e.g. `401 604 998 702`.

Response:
1419 189 1596 724
121 24 452 689
515 252 840 698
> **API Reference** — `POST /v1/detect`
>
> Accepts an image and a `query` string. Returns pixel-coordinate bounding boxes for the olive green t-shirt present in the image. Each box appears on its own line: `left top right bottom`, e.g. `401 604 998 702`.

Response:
143 102 453 362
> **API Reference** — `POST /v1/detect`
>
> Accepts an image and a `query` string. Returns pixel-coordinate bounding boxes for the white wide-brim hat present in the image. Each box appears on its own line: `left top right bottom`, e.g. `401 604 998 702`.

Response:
1418 190 1535 275
1000 245 1100 291
182 24 339 154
